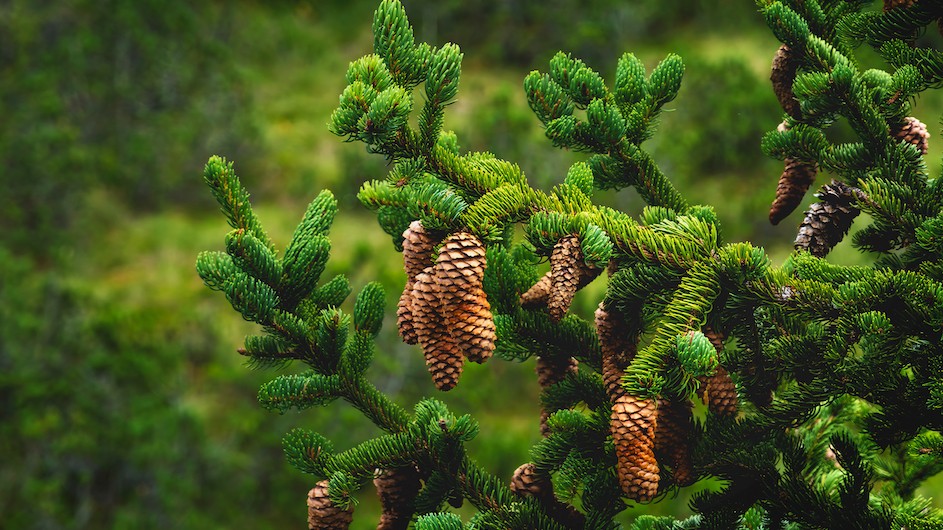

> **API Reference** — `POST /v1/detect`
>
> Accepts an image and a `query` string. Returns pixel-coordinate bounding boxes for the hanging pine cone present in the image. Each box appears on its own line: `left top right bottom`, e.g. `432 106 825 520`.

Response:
402 220 438 279
703 327 725 353
307 480 354 530
549 235 600 322
771 44 801 119
509 463 586 526
794 180 861 258
611 394 659 501
769 158 818 225
510 463 548 498
520 272 552 308
397 283 419 345
701 366 739 417
595 303 636 402
893 116 930 155
374 466 421 530
434 232 496 363
536 355 579 436
411 269 465 391
654 399 695 487
398 221 440 344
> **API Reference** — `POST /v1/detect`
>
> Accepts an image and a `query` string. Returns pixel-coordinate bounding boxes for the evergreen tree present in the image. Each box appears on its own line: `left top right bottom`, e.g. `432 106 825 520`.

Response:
198 0 943 527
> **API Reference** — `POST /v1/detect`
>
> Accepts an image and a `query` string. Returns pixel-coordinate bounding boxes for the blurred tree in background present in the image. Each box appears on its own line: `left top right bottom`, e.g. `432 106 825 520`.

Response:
0 0 253 256
5 1 918 528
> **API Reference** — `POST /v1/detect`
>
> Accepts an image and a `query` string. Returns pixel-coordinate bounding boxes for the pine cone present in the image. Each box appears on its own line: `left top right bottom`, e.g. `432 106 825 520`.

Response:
509 463 585 527
611 395 659 501
654 399 695 487
510 463 548 498
397 281 418 344
549 235 600 322
411 269 465 391
520 272 552 308
536 356 579 436
893 116 930 155
434 232 496 363
397 221 440 344
595 303 636 402
307 480 353 530
884 0 915 10
402 220 438 280
769 158 818 225
771 44 801 119
703 327 725 353
374 467 420 530
701 366 739 417
795 180 861 258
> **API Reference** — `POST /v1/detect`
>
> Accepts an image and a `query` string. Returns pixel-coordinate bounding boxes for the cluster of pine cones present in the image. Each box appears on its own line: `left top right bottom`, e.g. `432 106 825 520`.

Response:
396 221 496 391
598 305 739 501
768 41 929 257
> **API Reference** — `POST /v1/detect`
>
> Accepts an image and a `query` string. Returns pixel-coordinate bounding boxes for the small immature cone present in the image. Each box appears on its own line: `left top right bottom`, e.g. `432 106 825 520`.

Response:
654 399 695 487
374 466 421 530
307 480 353 530
412 269 465 391
595 303 636 402
794 180 861 258
771 44 801 119
611 394 659 501
536 355 579 436
548 235 600 321
520 272 552 308
434 232 496 363
893 116 930 155
398 221 439 344
769 158 818 225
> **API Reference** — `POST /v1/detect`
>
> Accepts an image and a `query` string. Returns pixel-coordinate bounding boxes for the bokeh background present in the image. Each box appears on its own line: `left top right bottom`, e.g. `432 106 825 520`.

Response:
4 1 942 528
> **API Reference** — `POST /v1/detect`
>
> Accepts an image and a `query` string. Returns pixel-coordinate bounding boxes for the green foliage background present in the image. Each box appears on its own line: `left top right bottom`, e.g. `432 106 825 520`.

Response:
5 0 943 528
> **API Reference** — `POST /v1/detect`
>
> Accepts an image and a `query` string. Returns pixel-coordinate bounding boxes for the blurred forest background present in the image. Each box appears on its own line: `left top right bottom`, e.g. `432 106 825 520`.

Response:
4 1 943 528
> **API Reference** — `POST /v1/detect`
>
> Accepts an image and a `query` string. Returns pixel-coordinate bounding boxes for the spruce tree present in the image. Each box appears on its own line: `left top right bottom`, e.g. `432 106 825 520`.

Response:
197 1 943 527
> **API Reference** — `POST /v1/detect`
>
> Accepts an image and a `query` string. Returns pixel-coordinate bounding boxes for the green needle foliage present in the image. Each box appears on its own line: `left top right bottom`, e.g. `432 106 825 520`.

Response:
198 0 943 527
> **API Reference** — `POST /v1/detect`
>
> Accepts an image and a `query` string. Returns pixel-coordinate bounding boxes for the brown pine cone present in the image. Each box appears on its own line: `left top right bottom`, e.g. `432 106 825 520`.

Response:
536 356 579 436
397 280 418 345
611 394 659 501
374 467 420 530
771 44 801 119
447 288 496 364
703 327 725 353
794 180 861 258
701 366 739 417
398 221 440 344
893 116 930 155
549 235 600 322
769 158 818 225
434 232 496 363
595 303 636 402
307 480 353 530
884 0 915 10
510 463 548 498
520 272 552 308
412 269 465 391
509 463 585 527
654 399 695 487
402 220 438 280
